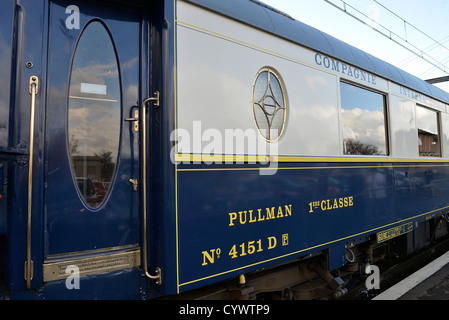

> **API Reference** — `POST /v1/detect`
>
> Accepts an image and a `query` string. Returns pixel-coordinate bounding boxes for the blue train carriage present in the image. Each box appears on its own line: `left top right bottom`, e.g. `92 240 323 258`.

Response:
173 0 449 298
1 0 449 300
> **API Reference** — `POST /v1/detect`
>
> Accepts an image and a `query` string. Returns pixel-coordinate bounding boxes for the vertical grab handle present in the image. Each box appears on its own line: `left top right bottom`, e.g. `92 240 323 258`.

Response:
25 76 38 289
142 92 162 285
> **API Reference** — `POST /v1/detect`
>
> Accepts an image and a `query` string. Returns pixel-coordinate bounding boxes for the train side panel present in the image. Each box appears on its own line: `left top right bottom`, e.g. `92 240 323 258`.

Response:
173 0 449 294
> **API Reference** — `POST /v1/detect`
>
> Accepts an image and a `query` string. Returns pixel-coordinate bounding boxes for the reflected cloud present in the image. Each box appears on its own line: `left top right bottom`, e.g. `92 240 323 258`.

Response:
67 21 121 208
341 82 387 155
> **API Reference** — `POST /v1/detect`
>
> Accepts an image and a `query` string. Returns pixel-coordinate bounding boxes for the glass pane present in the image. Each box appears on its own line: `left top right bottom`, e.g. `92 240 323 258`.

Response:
253 71 268 102
68 21 121 208
417 105 441 157
269 73 284 108
252 68 287 141
340 82 388 156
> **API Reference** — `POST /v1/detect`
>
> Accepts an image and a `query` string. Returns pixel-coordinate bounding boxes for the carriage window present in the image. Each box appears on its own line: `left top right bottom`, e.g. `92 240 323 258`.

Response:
416 105 441 157
340 82 388 156
68 21 121 208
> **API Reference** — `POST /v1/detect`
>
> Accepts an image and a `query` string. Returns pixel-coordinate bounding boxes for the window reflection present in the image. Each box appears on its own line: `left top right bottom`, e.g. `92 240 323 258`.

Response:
340 82 388 156
416 105 441 157
68 21 121 208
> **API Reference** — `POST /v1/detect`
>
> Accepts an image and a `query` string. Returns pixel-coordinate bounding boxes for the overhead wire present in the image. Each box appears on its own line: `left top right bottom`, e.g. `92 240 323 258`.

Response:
373 0 449 53
397 36 449 68
324 0 449 76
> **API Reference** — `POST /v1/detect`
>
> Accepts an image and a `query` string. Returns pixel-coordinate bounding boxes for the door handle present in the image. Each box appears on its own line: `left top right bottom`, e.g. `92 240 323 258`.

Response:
141 92 162 285
124 108 139 132
25 76 39 289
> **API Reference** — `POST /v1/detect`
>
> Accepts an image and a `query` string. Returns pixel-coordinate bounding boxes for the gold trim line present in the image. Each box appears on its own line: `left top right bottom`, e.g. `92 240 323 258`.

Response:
174 154 449 164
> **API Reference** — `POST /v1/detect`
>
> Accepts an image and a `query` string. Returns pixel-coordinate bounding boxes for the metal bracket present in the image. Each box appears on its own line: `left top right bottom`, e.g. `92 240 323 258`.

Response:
125 108 139 132
29 76 38 95
143 91 160 108
148 267 162 286
129 179 138 192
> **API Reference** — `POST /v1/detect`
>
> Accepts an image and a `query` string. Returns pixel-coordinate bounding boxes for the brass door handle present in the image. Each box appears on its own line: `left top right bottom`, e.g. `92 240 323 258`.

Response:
25 76 39 289
141 92 162 285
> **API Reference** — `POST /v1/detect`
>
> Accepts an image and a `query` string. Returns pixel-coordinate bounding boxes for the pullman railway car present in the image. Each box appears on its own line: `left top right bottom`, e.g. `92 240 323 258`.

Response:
1 0 449 300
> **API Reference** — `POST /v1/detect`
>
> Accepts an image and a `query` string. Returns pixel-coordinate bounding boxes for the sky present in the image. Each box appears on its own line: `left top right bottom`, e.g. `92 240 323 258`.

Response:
260 0 449 93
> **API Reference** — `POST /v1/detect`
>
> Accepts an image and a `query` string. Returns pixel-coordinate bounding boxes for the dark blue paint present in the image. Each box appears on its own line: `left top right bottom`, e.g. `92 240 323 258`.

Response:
175 163 392 291
9 268 143 300
44 0 141 255
5 0 48 292
174 162 449 293
0 163 5 234
0 1 14 148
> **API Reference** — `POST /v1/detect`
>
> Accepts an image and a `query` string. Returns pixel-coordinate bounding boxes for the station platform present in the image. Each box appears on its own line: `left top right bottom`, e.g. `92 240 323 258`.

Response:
373 251 449 300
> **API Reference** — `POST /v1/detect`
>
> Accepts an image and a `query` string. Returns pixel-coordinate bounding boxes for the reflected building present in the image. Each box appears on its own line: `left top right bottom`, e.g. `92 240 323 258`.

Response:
71 155 115 183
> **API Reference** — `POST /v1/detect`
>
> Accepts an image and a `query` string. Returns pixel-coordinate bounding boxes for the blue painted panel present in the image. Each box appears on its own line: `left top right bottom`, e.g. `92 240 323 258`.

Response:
0 164 5 234
175 162 396 292
394 164 449 220
0 0 14 147
9 268 143 300
44 1 141 255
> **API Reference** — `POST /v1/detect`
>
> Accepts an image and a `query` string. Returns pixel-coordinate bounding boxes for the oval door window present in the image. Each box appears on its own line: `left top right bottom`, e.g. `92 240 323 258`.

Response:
68 21 121 209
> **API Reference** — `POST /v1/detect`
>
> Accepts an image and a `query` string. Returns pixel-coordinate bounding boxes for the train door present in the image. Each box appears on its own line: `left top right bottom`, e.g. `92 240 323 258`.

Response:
42 0 153 285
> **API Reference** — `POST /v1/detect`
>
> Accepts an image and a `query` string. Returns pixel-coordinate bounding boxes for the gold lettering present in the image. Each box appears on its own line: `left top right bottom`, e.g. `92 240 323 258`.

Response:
229 212 237 227
229 205 293 226
349 196 354 206
339 198 343 208
333 199 338 209
321 200 326 211
268 236 277 250
258 209 265 222
277 206 284 218
285 204 292 216
266 207 275 220
344 197 349 207
249 210 257 223
327 199 332 210
239 211 247 225
202 250 215 266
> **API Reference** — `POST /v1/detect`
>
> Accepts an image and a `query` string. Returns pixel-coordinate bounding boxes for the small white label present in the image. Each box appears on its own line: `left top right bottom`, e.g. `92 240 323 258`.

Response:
81 83 107 95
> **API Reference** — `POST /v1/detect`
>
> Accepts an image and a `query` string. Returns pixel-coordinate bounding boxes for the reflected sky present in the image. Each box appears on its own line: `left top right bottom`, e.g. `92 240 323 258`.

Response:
68 21 120 162
416 105 439 135
340 82 387 155
68 21 121 208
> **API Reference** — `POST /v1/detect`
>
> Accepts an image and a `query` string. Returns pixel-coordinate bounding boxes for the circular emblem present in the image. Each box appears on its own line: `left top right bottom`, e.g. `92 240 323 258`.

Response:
252 67 287 142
